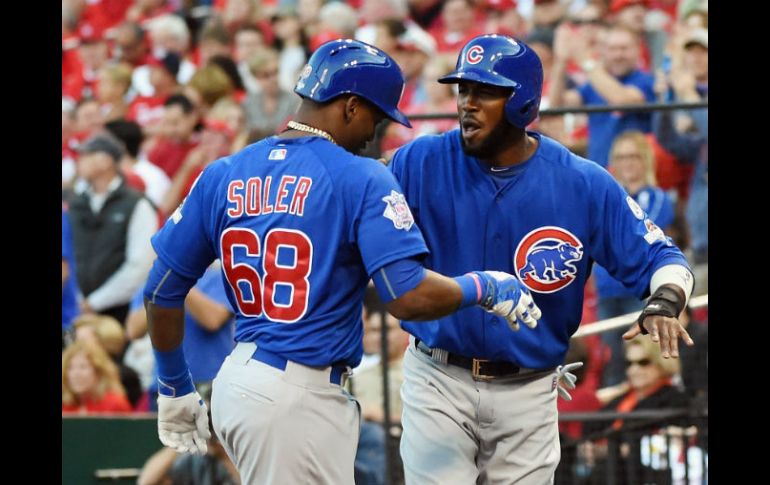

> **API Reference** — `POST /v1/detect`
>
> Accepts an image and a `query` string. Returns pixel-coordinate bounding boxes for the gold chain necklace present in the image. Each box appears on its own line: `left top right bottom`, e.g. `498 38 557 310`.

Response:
287 120 337 145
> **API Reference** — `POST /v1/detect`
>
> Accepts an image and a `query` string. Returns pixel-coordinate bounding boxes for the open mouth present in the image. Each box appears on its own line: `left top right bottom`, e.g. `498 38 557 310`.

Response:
461 118 482 139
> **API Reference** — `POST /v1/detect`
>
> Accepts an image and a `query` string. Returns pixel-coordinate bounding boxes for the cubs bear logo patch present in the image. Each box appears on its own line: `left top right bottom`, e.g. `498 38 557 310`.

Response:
514 226 584 293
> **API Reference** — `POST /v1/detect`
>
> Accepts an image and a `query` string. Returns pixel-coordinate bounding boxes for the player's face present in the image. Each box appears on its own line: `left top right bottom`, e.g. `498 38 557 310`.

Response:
350 99 387 153
67 352 98 396
457 80 514 159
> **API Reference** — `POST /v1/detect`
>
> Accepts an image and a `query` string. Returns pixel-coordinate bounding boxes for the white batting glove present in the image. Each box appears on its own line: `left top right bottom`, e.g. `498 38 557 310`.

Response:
479 271 542 331
555 362 583 401
157 391 211 455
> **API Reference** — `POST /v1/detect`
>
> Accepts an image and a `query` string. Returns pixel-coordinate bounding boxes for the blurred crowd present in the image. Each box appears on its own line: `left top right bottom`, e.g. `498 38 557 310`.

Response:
62 1 707 483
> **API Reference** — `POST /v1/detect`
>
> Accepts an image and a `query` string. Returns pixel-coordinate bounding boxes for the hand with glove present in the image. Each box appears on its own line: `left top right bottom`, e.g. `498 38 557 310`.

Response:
157 379 212 454
555 362 583 401
469 271 542 332
154 345 212 455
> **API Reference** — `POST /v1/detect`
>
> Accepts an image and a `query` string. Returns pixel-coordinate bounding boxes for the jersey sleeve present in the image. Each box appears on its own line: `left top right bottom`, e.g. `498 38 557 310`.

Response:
588 169 690 299
349 160 429 276
151 167 218 280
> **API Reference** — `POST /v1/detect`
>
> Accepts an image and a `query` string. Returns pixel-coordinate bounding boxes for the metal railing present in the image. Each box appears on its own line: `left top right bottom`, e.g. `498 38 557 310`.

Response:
406 101 708 121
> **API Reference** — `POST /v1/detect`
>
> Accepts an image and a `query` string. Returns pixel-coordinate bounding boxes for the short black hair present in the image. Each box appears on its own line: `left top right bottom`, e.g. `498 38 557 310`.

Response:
164 93 195 114
104 119 144 158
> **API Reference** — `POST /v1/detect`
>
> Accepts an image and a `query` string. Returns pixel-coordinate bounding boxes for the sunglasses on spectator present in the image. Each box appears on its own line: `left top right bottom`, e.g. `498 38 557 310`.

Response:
626 358 652 367
255 69 278 79
571 18 605 26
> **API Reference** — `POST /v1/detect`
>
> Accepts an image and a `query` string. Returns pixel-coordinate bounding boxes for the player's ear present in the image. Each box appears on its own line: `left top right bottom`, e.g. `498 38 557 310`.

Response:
343 95 360 124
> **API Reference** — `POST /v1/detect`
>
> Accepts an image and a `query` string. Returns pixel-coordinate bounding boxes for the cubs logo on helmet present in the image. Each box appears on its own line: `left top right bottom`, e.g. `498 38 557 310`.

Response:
514 226 584 293
466 45 484 65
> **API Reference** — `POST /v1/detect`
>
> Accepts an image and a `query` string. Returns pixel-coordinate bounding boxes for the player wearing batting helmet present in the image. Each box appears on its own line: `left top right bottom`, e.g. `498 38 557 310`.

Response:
389 34 695 484
144 38 541 484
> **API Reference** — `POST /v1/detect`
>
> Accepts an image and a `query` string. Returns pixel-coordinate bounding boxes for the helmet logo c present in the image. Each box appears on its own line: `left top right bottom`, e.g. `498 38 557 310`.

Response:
466 45 484 65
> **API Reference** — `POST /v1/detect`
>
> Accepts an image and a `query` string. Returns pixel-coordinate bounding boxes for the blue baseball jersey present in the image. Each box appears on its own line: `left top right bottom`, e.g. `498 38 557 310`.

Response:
151 136 428 368
390 129 689 368
593 186 675 299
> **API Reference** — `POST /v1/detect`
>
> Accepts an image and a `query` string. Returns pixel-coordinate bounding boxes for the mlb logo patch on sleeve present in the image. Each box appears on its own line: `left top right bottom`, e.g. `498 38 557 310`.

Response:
382 190 415 231
269 149 288 160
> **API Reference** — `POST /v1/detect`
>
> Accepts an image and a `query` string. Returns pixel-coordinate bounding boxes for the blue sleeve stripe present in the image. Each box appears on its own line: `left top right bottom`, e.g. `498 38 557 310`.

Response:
379 268 398 301
143 258 199 308
151 269 173 304
372 258 426 303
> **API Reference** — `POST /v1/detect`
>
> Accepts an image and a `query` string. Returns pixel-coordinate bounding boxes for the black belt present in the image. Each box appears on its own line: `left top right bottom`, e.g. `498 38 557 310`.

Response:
415 339 546 381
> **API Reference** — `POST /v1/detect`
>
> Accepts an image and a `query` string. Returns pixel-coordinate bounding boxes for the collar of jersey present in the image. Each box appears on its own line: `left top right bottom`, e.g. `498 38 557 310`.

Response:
267 135 327 146
476 131 542 178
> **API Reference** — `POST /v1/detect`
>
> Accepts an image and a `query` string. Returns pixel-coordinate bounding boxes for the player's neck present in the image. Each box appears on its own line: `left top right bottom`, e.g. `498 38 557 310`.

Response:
488 133 538 168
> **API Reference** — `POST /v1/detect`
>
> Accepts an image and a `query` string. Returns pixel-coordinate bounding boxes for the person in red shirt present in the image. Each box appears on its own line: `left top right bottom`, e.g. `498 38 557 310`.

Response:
113 22 150 68
483 0 527 38
62 340 132 414
146 94 200 179
160 118 234 216
127 52 181 134
63 29 109 102
429 0 484 54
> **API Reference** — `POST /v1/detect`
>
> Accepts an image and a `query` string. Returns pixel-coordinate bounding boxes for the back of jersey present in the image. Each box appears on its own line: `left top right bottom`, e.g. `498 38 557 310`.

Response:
152 135 428 369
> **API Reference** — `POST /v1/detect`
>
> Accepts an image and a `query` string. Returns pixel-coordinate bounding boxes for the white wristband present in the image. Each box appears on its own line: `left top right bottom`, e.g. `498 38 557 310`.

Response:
650 264 694 306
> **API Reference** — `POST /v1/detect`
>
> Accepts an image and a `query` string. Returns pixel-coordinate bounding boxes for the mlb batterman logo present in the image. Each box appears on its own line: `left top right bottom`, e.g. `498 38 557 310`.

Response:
382 190 415 231
466 45 484 65
514 226 584 293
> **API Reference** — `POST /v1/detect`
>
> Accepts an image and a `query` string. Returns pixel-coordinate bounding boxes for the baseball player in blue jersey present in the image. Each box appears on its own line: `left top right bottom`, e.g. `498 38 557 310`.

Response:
143 39 542 484
389 34 695 484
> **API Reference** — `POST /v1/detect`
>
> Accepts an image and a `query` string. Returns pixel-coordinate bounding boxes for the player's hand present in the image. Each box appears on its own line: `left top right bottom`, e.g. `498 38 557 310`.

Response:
623 315 694 359
474 271 542 331
157 391 211 455
556 362 583 401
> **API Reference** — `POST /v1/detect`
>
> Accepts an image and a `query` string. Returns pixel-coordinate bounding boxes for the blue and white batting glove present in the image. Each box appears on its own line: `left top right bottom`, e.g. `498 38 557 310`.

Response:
555 362 583 401
157 373 211 455
473 271 542 332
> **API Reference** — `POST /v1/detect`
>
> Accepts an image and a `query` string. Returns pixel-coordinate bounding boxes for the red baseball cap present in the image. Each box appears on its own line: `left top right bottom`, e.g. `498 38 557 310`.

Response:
485 0 518 12
609 0 649 14
78 23 104 45
204 119 235 140
309 30 344 53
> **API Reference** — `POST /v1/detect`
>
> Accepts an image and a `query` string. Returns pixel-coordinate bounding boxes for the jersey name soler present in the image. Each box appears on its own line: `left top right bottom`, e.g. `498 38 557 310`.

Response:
226 175 313 218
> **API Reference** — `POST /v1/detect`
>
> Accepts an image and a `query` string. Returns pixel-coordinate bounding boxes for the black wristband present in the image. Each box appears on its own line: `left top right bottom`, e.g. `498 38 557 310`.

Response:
636 286 685 335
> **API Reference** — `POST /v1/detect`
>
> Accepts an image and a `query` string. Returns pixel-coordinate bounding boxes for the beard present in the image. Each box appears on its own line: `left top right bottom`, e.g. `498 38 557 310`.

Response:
460 118 517 160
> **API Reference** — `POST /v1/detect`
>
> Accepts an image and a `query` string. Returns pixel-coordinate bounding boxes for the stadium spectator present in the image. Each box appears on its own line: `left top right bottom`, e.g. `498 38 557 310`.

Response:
95 63 133 123
584 336 687 484
242 48 298 135
62 341 132 414
593 131 675 386
429 0 484 53
67 133 156 324
146 94 200 179
269 8 308 93
105 119 171 209
73 314 144 409
550 25 656 167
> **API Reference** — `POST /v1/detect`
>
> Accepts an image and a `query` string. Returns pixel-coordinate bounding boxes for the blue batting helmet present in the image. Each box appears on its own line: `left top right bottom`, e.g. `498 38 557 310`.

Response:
439 34 543 129
294 39 412 127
